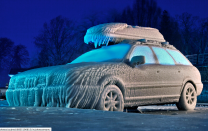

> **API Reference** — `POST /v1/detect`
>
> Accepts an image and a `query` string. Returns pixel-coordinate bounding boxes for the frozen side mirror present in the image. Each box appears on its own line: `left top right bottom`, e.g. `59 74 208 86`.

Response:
130 56 145 67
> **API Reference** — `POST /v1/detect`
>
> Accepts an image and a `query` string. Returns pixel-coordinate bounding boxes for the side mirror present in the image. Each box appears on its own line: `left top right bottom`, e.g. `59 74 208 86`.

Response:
130 56 145 67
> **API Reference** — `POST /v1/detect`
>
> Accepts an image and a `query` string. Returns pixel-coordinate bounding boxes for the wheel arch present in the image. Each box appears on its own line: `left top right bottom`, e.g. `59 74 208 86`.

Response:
181 78 197 94
98 75 126 98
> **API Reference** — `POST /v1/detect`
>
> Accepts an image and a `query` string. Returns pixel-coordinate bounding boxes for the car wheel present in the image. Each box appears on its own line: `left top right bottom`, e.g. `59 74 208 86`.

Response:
96 85 124 112
176 83 197 110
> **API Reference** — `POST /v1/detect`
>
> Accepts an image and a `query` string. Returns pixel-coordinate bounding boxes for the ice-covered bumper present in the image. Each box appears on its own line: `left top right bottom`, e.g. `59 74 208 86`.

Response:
196 83 203 96
6 86 68 107
6 84 102 109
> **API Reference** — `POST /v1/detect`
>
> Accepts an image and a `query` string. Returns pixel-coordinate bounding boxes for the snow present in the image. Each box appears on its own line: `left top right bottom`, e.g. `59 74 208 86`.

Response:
0 99 9 106
152 47 175 65
1 101 208 131
71 44 131 64
166 49 191 65
6 62 130 109
129 45 156 64
84 23 166 48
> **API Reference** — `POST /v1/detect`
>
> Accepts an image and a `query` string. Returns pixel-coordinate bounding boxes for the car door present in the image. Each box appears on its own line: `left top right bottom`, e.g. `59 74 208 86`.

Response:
125 45 182 104
150 46 182 101
125 45 162 103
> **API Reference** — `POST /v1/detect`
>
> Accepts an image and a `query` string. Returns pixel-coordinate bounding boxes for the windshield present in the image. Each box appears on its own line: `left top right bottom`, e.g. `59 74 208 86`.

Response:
71 44 131 64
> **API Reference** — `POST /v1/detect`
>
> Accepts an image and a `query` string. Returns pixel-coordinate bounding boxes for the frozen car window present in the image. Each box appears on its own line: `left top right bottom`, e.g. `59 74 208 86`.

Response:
129 45 156 64
71 44 131 63
152 47 175 65
166 49 191 65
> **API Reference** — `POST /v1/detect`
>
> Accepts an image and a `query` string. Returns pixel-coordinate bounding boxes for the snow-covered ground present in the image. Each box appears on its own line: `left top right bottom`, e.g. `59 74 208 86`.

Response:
1 100 208 131
0 99 8 106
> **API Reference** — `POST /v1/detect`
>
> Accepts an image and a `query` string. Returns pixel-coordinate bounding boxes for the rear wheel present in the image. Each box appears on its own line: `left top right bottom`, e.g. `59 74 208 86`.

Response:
176 83 197 110
96 85 124 111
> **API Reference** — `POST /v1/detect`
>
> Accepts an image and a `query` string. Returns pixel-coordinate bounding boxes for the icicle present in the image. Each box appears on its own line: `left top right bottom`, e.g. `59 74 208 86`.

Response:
102 38 106 46
95 37 100 48
106 37 110 46
94 42 97 48
98 35 103 46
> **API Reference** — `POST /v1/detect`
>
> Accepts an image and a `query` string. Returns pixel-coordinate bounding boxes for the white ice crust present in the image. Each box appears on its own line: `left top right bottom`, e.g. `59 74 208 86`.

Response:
6 63 129 109
84 23 165 48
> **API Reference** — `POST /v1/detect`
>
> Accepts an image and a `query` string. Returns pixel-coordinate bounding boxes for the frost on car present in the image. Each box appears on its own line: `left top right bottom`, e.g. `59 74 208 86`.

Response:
6 23 203 111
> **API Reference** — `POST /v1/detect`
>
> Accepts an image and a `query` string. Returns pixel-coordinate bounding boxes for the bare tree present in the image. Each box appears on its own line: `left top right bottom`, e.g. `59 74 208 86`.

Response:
106 0 162 28
177 12 199 55
0 38 29 87
199 18 208 54
34 15 75 66
132 0 162 28
177 13 208 65
120 6 134 25
75 12 106 54
160 10 172 41
195 18 208 64
0 38 14 69
11 44 29 68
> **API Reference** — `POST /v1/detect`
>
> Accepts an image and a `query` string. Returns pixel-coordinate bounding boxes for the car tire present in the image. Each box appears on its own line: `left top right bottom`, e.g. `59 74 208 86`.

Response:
96 85 124 112
176 83 197 110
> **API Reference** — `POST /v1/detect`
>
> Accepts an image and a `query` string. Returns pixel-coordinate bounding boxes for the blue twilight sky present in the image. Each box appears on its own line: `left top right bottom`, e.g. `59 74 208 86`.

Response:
0 0 208 59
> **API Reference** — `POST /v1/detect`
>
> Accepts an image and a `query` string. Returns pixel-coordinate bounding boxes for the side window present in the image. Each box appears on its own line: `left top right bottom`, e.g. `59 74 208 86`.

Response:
129 45 156 64
152 47 175 65
166 49 191 65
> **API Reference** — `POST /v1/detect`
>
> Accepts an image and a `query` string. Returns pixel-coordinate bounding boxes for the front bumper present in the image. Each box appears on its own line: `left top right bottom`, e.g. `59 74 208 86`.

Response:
6 84 101 109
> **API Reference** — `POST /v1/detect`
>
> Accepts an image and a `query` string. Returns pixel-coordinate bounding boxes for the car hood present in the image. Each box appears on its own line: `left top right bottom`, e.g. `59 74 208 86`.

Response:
9 62 126 89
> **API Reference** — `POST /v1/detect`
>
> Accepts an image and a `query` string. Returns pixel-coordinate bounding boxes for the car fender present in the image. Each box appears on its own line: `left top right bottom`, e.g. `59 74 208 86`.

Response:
98 75 126 98
181 77 197 94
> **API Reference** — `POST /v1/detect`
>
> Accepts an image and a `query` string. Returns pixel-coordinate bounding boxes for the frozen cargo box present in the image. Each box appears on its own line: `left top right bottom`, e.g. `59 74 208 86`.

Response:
84 23 166 48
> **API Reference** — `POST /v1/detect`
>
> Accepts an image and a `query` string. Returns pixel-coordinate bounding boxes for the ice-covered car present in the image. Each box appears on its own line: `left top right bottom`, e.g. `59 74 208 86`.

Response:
6 23 203 111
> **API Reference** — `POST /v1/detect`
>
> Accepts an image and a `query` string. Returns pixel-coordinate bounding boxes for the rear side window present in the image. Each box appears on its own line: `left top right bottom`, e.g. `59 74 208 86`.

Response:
152 47 175 65
130 45 156 64
166 49 191 65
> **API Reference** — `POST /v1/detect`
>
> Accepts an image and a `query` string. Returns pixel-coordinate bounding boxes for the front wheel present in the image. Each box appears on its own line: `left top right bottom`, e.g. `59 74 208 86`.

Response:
176 83 197 110
96 85 124 112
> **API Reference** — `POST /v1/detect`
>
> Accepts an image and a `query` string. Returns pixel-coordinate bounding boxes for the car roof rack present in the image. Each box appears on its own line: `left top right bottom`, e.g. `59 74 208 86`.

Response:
120 39 176 50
